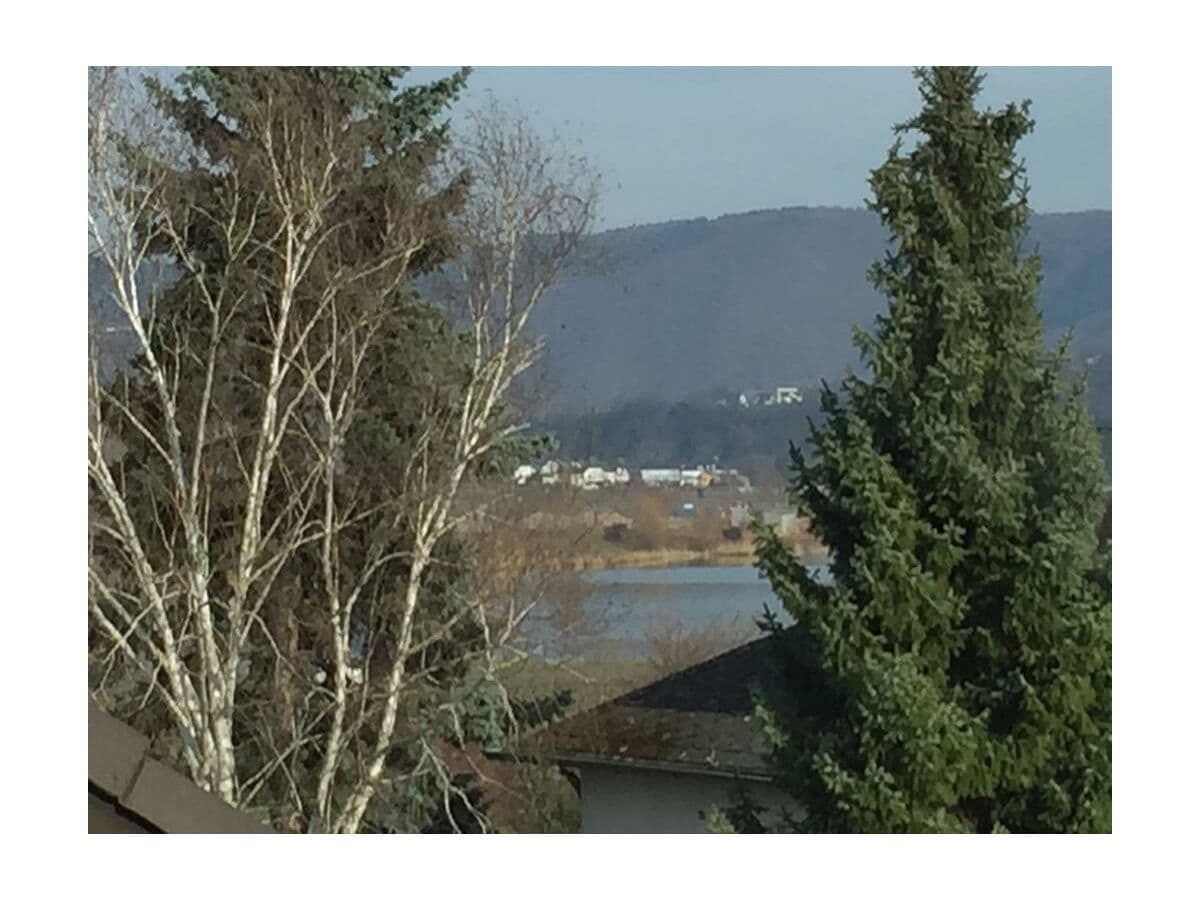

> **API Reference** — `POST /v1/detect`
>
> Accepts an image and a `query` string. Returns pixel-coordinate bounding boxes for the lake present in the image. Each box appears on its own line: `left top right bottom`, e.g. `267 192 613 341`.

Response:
520 564 828 660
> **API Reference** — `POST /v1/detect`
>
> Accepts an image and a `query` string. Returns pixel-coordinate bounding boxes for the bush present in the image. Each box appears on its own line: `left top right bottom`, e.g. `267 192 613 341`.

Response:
602 522 628 543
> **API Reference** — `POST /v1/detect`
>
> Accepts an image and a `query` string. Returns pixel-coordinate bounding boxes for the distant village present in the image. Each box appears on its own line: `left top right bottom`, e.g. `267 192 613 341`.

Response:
512 385 806 491
504 384 813 549
512 460 752 492
727 385 804 408
505 458 813 544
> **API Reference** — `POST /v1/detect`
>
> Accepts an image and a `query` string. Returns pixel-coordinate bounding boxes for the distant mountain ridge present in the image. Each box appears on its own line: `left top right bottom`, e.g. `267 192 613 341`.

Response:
90 205 1112 425
530 206 1111 419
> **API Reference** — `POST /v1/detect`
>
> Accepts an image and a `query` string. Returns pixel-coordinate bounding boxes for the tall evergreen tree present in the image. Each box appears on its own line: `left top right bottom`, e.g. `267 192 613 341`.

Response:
746 67 1111 833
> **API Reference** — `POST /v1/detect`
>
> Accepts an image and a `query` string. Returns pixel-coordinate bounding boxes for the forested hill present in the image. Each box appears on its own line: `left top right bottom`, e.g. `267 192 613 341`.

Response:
91 204 1112 431
530 206 1111 419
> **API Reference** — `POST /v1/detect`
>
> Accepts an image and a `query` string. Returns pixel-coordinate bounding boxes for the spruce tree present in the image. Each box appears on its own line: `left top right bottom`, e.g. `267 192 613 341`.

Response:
748 67 1111 833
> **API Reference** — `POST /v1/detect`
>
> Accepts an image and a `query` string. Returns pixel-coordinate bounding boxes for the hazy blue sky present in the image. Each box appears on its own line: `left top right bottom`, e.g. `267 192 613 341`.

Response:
413 66 1111 230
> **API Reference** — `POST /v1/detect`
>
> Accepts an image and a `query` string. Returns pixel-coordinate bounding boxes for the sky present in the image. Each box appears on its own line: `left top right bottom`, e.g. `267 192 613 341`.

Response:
412 66 1112 231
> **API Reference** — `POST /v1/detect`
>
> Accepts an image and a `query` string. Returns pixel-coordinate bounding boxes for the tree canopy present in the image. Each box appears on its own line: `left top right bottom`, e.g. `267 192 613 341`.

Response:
88 66 575 833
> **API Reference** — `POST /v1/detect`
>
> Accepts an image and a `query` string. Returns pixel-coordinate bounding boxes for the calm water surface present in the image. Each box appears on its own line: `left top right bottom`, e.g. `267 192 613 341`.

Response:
522 563 828 660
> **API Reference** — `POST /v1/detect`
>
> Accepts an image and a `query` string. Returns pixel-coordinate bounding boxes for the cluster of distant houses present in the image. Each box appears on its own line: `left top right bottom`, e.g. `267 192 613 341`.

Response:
512 461 751 491
717 385 804 409
639 467 748 490
513 461 631 489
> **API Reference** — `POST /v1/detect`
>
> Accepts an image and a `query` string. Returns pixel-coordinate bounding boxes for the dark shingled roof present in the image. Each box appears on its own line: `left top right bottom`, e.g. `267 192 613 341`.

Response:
88 699 274 834
504 630 812 779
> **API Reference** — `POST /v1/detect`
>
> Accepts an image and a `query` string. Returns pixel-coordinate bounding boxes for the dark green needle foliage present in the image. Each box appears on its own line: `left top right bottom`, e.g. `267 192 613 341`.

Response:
743 67 1111 833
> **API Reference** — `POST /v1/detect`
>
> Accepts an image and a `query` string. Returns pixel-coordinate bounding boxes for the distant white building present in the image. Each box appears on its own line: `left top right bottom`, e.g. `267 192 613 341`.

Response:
640 468 682 487
770 386 803 406
587 467 627 486
529 461 633 489
581 466 607 490
738 386 804 408
641 466 722 489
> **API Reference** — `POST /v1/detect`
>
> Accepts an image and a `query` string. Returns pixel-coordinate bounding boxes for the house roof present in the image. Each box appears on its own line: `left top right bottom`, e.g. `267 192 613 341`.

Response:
500 630 810 780
88 699 274 834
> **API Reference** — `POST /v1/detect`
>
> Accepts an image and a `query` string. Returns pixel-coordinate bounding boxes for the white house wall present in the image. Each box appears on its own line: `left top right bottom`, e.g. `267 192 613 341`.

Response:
576 763 791 833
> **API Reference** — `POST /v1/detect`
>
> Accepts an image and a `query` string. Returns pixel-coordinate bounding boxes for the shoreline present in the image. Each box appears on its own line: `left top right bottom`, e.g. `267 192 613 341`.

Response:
556 543 825 572
561 547 752 572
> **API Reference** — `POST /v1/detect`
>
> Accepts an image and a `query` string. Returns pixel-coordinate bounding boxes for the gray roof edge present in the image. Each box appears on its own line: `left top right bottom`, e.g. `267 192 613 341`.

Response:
122 757 274 834
88 697 274 834
88 698 150 799
485 746 775 782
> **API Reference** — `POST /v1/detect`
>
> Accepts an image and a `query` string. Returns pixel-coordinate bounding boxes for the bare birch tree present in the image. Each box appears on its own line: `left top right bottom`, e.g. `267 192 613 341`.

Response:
329 99 599 833
87 67 596 833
